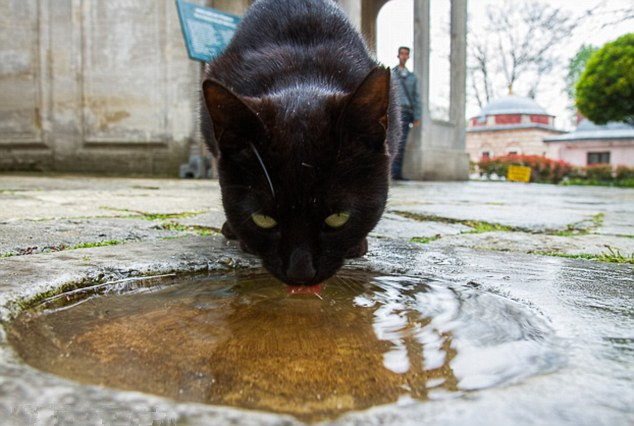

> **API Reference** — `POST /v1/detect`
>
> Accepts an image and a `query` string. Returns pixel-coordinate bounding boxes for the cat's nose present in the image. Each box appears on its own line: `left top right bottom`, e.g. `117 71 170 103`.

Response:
286 247 316 284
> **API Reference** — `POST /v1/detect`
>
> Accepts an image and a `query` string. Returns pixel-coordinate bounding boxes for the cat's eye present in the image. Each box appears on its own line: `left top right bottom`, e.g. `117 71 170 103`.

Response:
324 212 350 228
251 213 278 229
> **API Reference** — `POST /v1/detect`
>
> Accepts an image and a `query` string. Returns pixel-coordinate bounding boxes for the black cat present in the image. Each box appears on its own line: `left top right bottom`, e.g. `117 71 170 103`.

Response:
201 0 400 285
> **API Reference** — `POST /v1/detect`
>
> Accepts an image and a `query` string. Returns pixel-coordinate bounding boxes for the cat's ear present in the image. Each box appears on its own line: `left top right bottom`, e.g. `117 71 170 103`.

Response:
338 66 390 151
202 79 264 153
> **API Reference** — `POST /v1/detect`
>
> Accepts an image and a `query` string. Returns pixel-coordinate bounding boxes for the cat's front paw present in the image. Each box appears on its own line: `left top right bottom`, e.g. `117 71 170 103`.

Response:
345 238 368 259
222 221 255 254
221 221 238 240
239 240 256 255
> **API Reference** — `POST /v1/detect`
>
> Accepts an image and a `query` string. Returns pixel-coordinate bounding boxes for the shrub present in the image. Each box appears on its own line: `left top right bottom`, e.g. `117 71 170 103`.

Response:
568 167 586 179
478 157 508 179
585 164 614 181
616 165 634 180
477 155 634 187
616 178 634 188
478 154 572 184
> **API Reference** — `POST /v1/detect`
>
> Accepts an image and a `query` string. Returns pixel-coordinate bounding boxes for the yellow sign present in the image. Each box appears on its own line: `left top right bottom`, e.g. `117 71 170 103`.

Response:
507 165 531 182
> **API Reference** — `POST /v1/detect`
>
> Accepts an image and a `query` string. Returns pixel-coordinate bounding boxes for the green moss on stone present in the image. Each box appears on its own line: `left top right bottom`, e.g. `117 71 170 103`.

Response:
159 222 220 236
530 246 633 264
410 235 442 244
69 240 124 250
392 211 520 234
393 210 607 238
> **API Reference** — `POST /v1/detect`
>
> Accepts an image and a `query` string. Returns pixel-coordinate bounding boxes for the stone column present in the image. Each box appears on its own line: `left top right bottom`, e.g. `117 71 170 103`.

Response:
450 0 467 151
337 0 362 31
338 0 389 53
403 0 430 180
404 0 469 181
415 0 431 127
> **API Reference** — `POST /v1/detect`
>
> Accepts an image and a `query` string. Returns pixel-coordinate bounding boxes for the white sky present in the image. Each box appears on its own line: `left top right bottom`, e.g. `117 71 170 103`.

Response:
376 0 633 129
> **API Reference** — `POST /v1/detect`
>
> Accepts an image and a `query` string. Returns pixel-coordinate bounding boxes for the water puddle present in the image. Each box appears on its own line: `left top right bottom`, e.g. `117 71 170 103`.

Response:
6 270 564 422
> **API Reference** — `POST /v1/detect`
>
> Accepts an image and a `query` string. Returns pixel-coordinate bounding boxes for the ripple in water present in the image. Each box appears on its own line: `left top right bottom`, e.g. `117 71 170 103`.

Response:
6 270 565 421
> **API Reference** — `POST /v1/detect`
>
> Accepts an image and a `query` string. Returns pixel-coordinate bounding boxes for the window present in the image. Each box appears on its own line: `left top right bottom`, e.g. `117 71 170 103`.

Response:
587 152 610 165
481 151 491 160
506 146 521 157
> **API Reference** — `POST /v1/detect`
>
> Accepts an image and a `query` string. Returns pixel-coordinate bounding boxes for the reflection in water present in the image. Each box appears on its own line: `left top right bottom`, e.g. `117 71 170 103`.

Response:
6 270 564 422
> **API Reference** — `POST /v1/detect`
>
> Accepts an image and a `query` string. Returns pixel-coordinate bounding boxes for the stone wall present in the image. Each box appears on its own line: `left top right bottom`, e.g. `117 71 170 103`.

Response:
546 139 634 168
466 127 565 162
0 0 252 176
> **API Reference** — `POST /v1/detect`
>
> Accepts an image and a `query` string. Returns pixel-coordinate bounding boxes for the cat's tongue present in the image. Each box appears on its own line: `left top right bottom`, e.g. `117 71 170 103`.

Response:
286 283 322 295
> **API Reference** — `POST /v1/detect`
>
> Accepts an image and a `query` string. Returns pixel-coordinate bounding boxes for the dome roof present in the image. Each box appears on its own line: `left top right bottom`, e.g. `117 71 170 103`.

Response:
479 95 550 116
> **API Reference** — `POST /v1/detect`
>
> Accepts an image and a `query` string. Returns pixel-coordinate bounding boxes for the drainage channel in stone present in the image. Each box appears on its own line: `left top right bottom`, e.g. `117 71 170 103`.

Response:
6 270 565 422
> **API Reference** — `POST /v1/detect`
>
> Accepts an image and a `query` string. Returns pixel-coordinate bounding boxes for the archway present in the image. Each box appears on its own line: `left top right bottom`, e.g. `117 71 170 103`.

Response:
340 0 469 180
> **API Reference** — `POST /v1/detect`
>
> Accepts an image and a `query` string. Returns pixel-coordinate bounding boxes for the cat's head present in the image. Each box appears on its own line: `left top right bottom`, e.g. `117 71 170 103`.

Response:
203 67 392 285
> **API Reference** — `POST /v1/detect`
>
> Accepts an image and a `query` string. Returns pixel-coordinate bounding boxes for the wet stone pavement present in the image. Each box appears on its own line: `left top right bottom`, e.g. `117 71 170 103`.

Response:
0 175 632 425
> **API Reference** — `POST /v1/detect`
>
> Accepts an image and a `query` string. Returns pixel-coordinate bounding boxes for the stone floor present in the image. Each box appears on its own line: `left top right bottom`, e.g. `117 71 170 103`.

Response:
2 175 633 262
0 175 632 425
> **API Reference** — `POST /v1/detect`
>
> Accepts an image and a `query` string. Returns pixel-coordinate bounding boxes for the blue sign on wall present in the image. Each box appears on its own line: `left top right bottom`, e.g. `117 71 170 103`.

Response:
175 0 241 62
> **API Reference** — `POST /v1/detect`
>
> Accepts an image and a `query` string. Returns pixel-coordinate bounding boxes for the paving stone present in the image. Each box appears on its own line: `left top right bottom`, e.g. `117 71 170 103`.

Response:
0 175 632 425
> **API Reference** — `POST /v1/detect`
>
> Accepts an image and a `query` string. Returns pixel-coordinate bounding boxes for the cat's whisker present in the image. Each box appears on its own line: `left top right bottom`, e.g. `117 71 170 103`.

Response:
250 142 276 200
238 215 254 227
345 275 367 293
337 276 355 292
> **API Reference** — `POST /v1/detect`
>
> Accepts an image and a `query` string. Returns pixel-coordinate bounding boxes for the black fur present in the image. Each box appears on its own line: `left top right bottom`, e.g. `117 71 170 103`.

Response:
201 0 400 285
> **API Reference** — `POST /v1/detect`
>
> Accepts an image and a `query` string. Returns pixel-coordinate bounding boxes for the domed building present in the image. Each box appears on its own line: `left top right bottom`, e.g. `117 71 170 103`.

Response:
544 119 634 168
466 95 565 162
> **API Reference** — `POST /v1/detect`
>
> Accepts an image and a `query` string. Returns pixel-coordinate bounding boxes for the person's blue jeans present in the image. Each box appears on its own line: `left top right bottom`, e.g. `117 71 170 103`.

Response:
392 110 414 180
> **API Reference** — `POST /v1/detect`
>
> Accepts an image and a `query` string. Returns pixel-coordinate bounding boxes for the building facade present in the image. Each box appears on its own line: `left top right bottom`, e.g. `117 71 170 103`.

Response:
0 0 211 175
465 95 565 162
544 119 634 168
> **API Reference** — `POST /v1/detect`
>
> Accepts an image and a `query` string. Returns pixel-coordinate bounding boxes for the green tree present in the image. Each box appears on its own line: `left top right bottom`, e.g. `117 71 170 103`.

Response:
566 44 597 100
576 33 634 125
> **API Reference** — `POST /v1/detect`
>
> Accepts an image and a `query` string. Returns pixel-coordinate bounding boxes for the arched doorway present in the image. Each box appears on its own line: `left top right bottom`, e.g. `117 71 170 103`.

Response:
340 0 469 180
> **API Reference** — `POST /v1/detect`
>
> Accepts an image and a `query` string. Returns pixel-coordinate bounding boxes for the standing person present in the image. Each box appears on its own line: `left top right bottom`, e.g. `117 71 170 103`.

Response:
391 46 421 181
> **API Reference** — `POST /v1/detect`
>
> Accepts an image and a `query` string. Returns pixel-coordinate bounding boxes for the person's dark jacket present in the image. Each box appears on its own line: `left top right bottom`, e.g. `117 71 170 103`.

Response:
392 66 422 122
